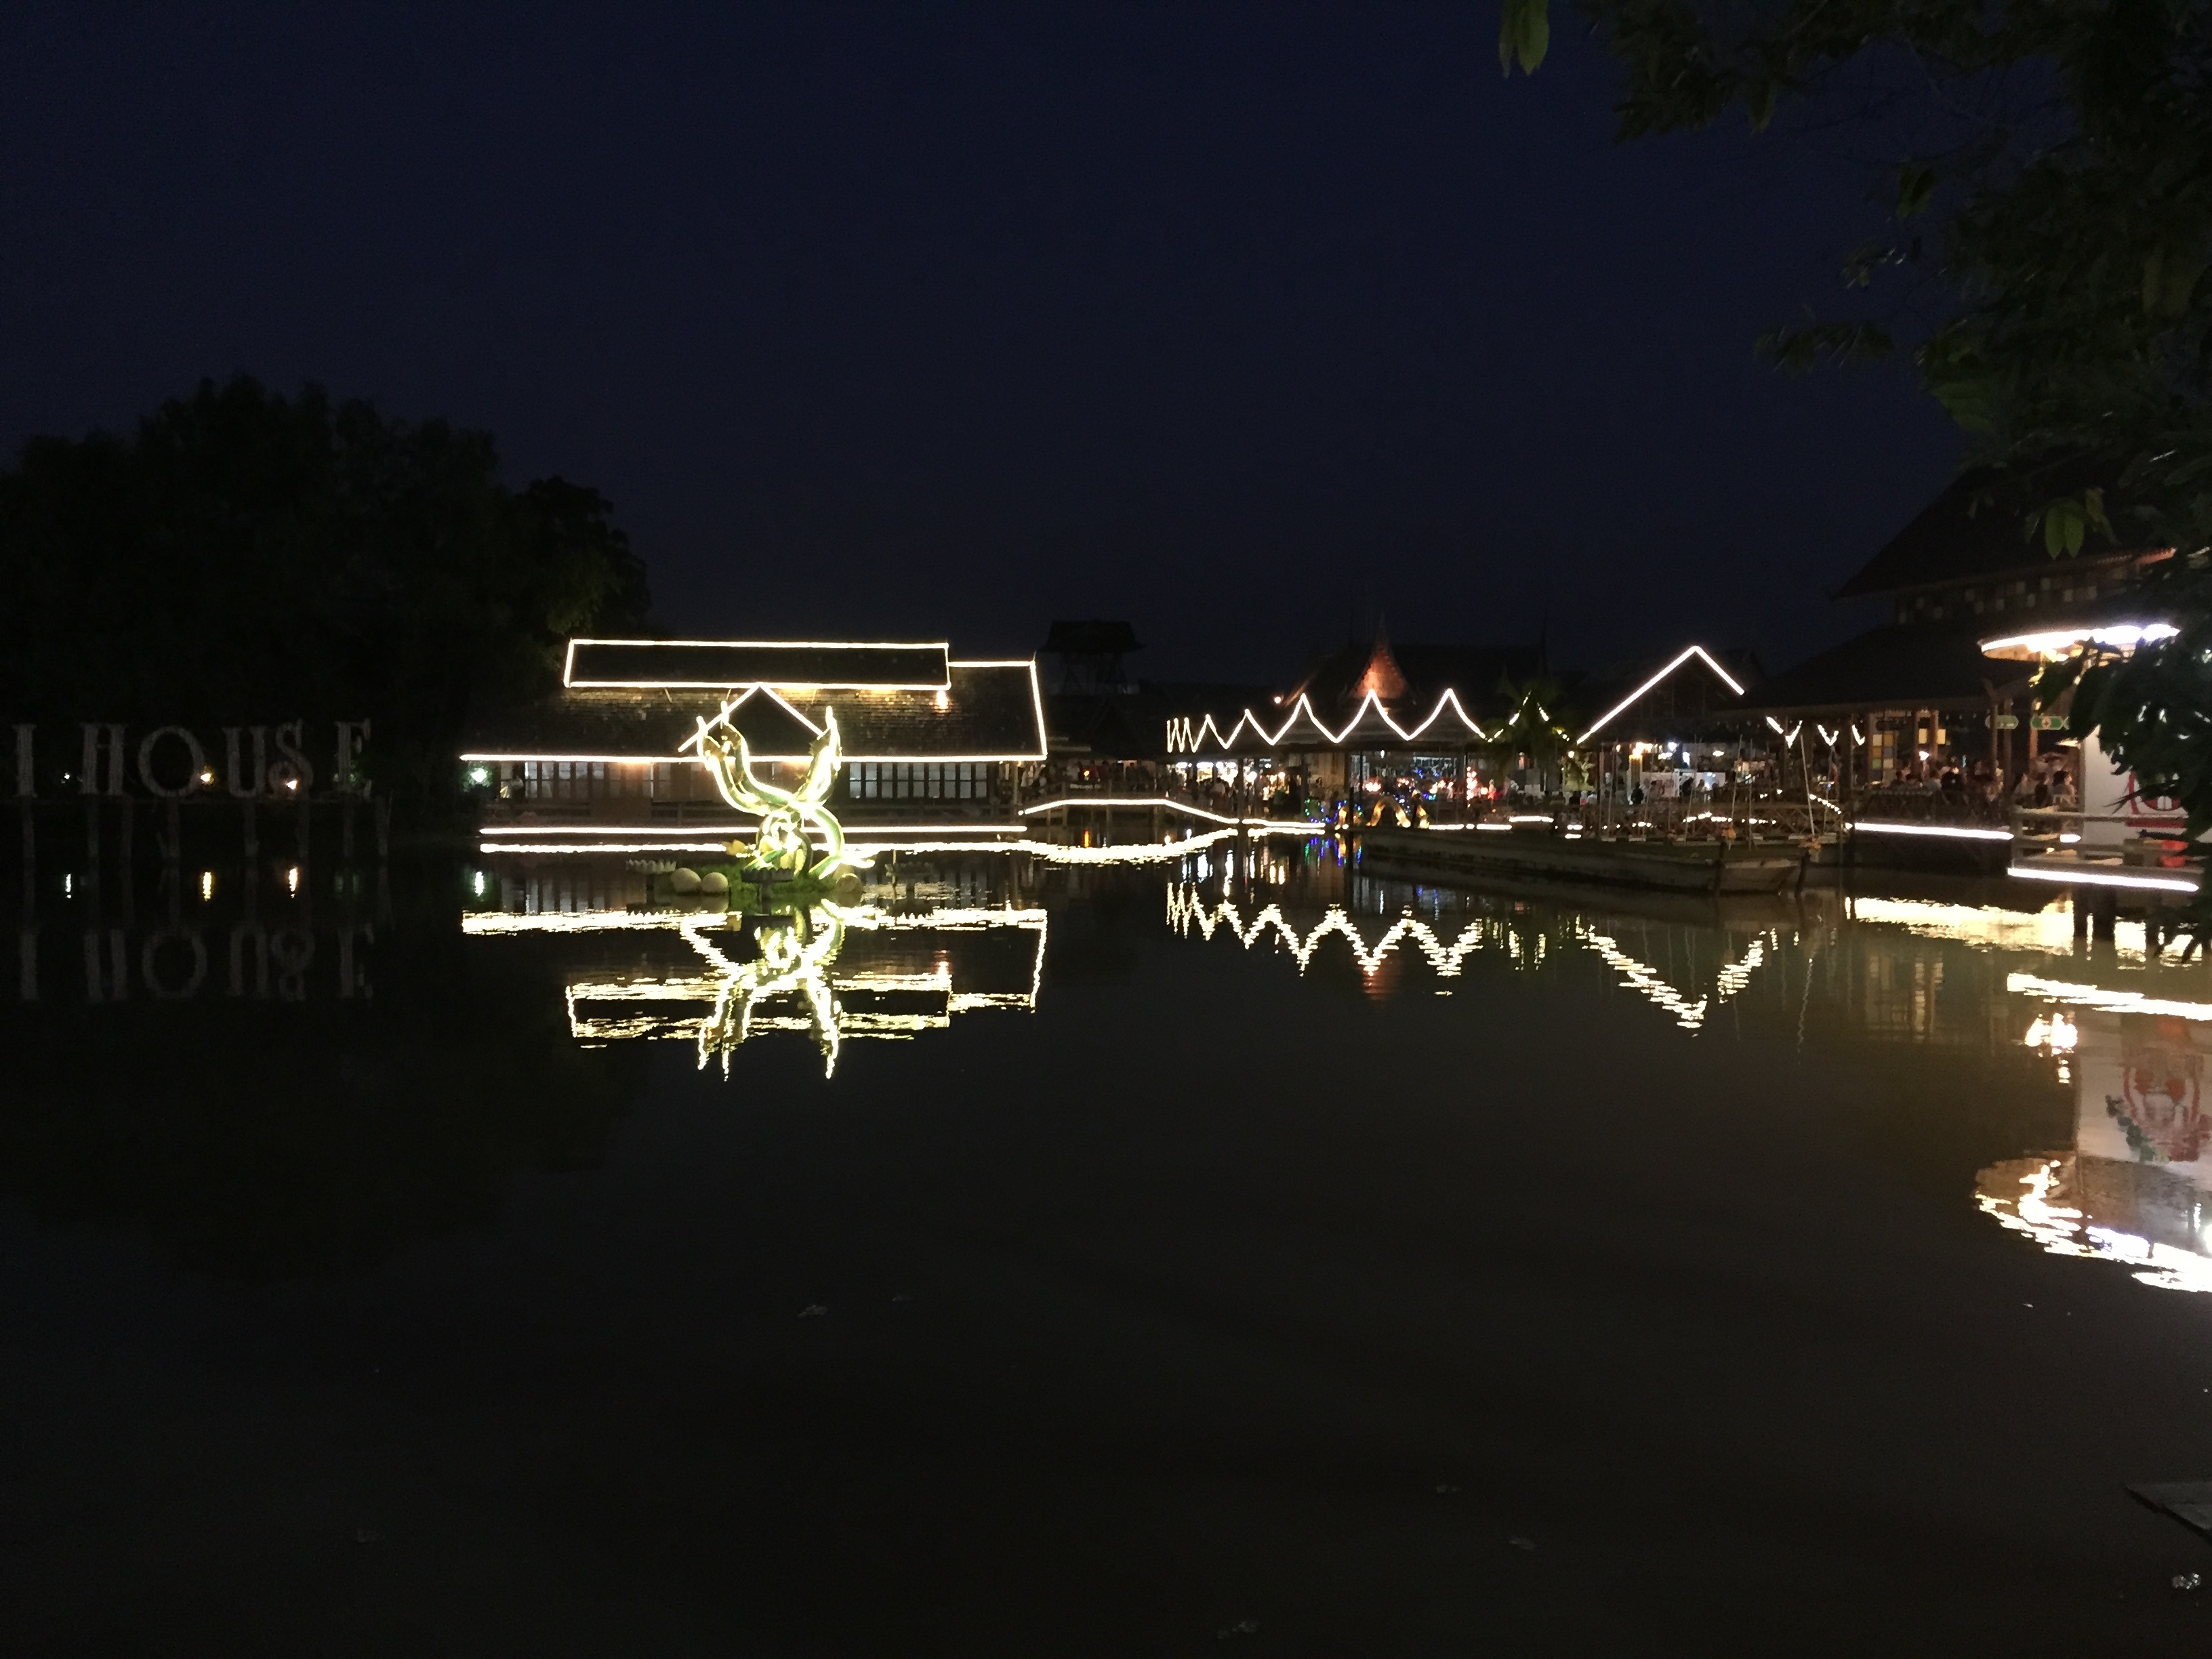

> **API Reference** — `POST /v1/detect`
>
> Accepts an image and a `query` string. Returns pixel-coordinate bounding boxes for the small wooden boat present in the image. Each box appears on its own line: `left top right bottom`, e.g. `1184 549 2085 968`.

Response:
1358 824 1808 895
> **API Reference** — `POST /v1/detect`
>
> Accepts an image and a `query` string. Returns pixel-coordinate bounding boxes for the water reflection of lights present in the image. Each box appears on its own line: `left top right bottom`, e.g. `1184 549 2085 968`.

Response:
2023 1010 2079 1052
1584 933 1764 1032
481 817 1324 865
1978 1159 2212 1294
2005 974 2212 1022
1167 885 1768 1031
480 827 1273 864
1840 895 2158 958
466 902 1046 1078
1168 890 1523 976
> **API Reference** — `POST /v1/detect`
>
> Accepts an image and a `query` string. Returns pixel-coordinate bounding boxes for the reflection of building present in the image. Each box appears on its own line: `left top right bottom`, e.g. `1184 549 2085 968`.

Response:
462 638 1047 832
1979 999 2212 1291
463 901 1046 1078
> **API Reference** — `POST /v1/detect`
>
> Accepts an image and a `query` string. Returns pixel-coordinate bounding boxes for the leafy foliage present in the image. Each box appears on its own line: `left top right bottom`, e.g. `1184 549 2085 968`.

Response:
1507 0 2212 912
0 377 649 795
1488 675 1580 790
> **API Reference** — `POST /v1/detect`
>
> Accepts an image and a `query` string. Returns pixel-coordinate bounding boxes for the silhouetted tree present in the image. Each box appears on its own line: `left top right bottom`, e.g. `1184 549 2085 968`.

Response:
1506 1 2212 923
0 377 651 796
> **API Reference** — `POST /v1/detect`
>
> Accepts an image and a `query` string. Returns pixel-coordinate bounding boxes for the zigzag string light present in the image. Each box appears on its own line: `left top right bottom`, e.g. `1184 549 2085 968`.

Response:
1165 687 1493 756
1576 647 1747 744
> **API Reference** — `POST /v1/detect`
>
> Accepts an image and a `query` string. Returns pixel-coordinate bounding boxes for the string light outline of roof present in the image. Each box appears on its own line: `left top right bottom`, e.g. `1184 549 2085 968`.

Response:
1165 687 1494 756
563 636 954 691
1576 647 1746 743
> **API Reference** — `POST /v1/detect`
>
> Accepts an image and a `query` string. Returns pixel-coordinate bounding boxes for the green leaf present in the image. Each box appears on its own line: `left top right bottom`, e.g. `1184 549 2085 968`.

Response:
2041 497 2087 557
1498 0 1549 76
1896 160 1936 220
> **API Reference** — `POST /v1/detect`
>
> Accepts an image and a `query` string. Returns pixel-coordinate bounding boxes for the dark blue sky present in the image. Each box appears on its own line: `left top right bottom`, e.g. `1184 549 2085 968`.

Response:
0 3 1957 681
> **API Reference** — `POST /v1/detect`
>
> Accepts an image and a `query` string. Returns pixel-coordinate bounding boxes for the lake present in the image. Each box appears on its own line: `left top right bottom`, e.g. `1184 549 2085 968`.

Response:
2 841 2209 1655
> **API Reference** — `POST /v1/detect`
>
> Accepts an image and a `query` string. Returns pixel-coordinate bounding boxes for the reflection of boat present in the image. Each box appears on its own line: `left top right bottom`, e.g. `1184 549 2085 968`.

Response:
1357 825 1807 895
1353 864 1803 934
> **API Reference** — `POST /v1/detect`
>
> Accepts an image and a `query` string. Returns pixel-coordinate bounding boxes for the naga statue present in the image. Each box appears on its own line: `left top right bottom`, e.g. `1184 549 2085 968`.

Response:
692 704 870 882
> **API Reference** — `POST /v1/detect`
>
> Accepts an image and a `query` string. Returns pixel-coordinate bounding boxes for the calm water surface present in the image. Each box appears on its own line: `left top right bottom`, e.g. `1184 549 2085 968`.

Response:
3 843 2211 1656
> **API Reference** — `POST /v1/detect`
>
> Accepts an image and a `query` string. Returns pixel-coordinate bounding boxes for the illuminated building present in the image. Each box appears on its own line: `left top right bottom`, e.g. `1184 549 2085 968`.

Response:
1163 634 1539 806
1743 467 2175 792
1159 631 1761 818
461 638 1047 838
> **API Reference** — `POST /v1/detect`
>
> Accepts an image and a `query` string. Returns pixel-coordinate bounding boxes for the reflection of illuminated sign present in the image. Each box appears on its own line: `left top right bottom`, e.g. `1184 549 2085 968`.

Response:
2101 1019 2207 1167
14 920 373 1005
1980 1007 2212 1293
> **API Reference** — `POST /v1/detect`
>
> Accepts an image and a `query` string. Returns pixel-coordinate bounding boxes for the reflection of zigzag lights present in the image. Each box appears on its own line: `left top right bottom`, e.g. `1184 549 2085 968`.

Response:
1167 885 1767 1031
1165 886 1540 976
1581 934 1765 1031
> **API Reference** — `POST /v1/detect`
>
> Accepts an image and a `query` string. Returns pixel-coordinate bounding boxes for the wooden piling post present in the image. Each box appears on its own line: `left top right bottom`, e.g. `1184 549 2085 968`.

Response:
2092 890 2117 941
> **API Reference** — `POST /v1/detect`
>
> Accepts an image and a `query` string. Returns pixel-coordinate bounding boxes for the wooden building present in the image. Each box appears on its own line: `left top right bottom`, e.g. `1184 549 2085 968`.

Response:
1162 634 1542 810
1744 469 2175 790
462 638 1047 830
1162 632 1761 813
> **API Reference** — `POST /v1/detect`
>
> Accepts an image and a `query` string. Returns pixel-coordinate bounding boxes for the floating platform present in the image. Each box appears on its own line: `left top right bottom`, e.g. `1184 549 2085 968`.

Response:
1359 825 1809 895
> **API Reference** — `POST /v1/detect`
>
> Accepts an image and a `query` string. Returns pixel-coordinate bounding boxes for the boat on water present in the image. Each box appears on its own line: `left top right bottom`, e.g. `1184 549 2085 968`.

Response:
1358 824 1810 895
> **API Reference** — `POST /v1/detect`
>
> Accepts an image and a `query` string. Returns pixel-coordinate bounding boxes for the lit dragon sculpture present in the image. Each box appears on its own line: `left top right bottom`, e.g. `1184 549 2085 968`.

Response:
692 703 869 881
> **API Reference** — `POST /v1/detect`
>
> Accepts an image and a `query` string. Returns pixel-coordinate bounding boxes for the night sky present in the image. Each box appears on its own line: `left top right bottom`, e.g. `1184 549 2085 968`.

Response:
0 3 1959 682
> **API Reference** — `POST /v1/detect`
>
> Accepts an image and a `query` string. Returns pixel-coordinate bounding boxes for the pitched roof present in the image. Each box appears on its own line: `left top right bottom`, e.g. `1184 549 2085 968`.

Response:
1287 640 1542 720
465 661 1046 761
1837 466 2155 600
1573 646 1761 741
1046 681 1273 760
565 638 950 690
1044 619 1143 655
1739 621 2032 714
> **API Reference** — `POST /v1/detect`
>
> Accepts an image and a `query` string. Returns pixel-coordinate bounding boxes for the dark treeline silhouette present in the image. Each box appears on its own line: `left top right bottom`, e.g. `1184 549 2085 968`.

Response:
0 377 651 798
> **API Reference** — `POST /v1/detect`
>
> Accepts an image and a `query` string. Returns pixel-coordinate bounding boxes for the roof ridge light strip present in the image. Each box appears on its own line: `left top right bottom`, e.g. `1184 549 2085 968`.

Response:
1576 647 1746 744
1166 687 1496 756
564 637 952 691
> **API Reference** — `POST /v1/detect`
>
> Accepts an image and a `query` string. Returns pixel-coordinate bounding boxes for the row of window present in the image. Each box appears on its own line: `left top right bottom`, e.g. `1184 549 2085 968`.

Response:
505 760 659 801
497 760 1006 804
1904 576 2103 623
849 762 997 801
